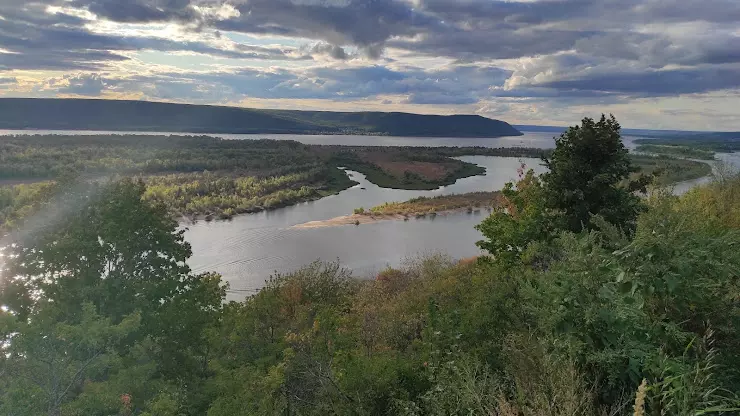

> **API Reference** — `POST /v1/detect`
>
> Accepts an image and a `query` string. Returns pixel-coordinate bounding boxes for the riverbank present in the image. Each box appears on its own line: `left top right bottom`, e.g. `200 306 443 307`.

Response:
292 192 501 229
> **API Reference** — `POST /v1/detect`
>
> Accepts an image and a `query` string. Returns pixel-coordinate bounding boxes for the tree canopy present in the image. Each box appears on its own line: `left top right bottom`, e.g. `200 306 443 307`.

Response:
0 119 738 415
541 114 647 233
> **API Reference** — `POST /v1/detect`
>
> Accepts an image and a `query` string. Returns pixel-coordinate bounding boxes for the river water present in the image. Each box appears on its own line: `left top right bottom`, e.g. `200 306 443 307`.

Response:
185 156 549 297
0 129 563 149
2 129 738 299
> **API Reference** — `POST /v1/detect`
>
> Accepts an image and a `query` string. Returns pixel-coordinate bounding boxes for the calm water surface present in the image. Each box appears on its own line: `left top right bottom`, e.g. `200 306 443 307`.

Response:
2 129 735 298
185 156 548 298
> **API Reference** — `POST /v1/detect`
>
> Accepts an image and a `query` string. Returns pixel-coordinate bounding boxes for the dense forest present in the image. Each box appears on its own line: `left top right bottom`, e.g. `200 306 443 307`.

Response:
1 115 738 415
0 98 523 138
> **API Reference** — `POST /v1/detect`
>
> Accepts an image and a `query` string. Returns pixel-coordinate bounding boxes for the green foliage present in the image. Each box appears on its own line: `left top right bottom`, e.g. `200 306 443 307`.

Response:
0 303 141 415
542 114 647 233
634 134 740 153
0 135 546 224
475 170 559 266
1 133 739 415
636 144 716 160
143 168 334 219
0 179 226 414
0 180 59 228
368 192 499 217
630 154 712 185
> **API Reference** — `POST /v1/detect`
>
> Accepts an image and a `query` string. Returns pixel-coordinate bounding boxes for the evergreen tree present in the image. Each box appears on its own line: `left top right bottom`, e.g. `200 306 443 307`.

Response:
541 114 647 233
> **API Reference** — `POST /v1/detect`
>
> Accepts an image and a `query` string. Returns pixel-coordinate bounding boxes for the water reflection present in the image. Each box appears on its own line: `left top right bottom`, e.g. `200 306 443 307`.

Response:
185 156 547 299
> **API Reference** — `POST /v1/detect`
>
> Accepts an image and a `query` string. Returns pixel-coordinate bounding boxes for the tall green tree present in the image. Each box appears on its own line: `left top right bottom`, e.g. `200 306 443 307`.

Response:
541 114 647 233
0 179 225 413
0 303 140 416
476 169 559 266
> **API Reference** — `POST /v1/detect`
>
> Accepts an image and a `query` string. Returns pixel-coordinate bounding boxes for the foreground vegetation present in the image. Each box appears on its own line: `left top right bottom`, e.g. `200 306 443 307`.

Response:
1 115 739 415
635 144 716 160
0 98 524 137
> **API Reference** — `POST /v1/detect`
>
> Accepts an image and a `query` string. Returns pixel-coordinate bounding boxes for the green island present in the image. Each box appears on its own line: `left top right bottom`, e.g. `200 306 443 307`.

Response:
294 192 502 229
2 115 740 415
635 144 716 160
361 191 501 217
629 154 713 184
346 155 711 222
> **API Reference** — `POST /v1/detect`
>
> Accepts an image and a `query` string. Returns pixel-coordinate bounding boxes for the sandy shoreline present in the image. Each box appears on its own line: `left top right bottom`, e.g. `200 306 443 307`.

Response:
291 206 493 229
291 213 406 229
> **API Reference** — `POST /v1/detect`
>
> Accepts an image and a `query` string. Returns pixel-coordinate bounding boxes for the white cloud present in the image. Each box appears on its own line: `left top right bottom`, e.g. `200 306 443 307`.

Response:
0 0 738 130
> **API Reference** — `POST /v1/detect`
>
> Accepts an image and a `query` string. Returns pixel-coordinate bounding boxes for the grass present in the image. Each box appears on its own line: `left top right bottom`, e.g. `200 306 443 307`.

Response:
633 135 740 152
631 154 712 185
143 166 357 221
361 192 501 216
635 144 715 160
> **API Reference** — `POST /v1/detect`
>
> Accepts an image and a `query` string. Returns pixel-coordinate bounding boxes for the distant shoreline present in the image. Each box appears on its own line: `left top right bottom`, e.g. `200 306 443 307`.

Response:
0 98 525 139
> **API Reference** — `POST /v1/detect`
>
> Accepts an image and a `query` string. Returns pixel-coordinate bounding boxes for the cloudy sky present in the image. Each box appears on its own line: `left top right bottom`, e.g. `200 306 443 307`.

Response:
1 0 738 130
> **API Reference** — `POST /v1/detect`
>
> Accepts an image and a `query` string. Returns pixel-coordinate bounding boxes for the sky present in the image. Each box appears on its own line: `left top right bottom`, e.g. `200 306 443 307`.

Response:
0 0 739 131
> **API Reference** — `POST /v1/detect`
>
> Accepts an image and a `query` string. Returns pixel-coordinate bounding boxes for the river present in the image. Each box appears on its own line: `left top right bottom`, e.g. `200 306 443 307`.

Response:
2 129 738 299
185 155 548 297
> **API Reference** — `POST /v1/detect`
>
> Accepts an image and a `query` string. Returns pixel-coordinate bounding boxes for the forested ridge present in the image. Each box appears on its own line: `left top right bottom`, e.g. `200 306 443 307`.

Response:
1 115 738 415
0 98 523 138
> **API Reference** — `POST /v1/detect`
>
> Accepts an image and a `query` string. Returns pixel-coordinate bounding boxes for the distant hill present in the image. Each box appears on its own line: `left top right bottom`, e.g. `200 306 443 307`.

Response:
0 98 523 138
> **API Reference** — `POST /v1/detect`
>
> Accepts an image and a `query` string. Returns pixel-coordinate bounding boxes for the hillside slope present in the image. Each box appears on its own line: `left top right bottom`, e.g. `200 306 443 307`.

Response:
0 98 522 138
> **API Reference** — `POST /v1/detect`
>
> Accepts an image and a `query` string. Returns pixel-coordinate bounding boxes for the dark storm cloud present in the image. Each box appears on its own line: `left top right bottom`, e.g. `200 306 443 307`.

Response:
106 64 515 104
0 77 17 85
71 0 197 23
58 73 107 95
635 0 740 24
0 51 128 71
307 42 350 60
0 1 309 71
214 0 440 47
391 28 599 61
539 68 740 96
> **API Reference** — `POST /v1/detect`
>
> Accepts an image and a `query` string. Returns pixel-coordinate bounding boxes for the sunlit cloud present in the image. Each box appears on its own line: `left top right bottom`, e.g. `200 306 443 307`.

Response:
0 0 738 130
